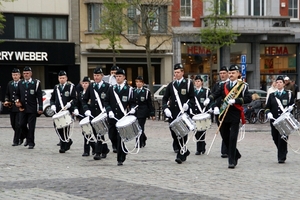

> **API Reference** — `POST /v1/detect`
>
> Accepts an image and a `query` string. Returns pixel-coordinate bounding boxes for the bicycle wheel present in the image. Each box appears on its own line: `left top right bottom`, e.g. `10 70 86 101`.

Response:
258 109 268 124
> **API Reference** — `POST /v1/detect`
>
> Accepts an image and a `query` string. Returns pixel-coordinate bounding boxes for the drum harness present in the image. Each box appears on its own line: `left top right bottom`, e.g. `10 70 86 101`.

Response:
192 88 211 143
172 81 196 155
113 88 141 154
207 80 246 155
54 85 74 143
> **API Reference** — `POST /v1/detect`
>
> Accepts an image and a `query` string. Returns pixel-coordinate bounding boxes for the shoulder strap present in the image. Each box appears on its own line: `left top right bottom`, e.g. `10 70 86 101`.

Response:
113 89 126 115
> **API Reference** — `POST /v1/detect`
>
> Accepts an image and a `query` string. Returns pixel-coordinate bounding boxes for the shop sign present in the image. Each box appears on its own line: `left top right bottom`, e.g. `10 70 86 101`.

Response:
264 46 289 55
187 46 211 55
0 51 48 61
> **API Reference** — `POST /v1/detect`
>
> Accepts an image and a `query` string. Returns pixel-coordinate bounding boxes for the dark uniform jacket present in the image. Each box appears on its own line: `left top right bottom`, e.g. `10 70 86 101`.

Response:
133 87 155 119
211 81 224 108
50 82 77 113
5 80 22 112
209 80 252 123
162 79 195 118
265 90 293 119
82 81 109 117
192 87 211 115
15 78 43 113
76 90 89 120
104 83 135 121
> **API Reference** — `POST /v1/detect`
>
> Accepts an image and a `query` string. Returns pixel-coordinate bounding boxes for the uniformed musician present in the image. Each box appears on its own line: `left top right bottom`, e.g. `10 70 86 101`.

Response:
211 66 229 158
204 65 251 168
4 68 23 146
265 75 294 164
192 75 211 155
102 65 119 85
74 76 96 157
82 67 110 160
50 70 77 153
104 68 136 166
15 66 43 149
133 76 155 147
162 63 195 164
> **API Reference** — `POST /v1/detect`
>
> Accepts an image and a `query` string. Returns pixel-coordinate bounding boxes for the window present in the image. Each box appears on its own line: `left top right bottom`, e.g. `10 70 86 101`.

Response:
289 0 298 18
141 5 168 33
14 15 68 40
88 3 102 32
127 5 138 34
181 0 192 18
215 0 233 15
248 0 265 16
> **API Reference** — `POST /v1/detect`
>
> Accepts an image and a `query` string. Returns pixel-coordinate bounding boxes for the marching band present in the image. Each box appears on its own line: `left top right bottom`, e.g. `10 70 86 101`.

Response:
3 64 299 168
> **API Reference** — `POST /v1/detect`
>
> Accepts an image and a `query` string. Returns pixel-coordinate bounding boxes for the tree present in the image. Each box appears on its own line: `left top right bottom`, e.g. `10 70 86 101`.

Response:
120 0 173 94
200 0 240 85
94 0 128 65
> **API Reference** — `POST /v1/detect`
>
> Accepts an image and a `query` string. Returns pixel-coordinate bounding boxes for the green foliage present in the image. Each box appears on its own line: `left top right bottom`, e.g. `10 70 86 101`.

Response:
200 0 240 52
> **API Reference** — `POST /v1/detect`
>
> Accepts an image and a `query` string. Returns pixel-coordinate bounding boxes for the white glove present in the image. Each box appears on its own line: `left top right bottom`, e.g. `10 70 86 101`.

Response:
228 99 235 105
51 105 56 111
214 107 220 115
267 113 273 120
203 98 210 106
108 111 115 119
129 108 136 114
73 109 79 116
164 108 172 118
65 102 71 109
183 103 189 111
84 110 91 117
207 108 213 113
287 105 294 112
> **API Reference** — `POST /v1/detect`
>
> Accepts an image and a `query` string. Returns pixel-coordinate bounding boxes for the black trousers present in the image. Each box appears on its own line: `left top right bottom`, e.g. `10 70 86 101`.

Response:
55 125 72 151
109 122 126 163
19 112 37 147
219 121 241 165
195 130 206 152
216 114 228 155
82 134 95 154
10 111 22 144
270 122 288 161
137 118 147 145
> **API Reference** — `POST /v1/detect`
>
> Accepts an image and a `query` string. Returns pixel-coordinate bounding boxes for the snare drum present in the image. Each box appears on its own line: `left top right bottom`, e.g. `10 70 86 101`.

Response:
192 113 211 131
116 115 142 142
273 112 300 136
52 110 72 129
91 113 108 136
79 117 93 136
170 113 196 138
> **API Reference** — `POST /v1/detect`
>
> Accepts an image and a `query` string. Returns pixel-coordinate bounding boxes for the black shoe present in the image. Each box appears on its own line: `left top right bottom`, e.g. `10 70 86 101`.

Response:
92 151 96 155
12 143 18 146
57 141 61 146
18 139 24 145
228 163 235 169
28 146 34 149
101 149 110 158
24 140 28 147
113 148 117 153
221 154 228 158
59 149 65 153
65 140 73 151
175 158 182 164
278 160 285 164
117 162 123 166
235 154 242 165
82 152 89 156
195 151 200 155
201 150 206 155
174 149 179 153
93 154 101 160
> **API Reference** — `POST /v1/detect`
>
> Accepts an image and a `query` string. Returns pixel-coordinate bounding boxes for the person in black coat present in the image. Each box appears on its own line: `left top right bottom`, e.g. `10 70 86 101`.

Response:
15 66 43 149
4 68 23 146
104 68 136 166
192 75 211 155
265 75 294 164
74 76 96 157
82 67 110 160
162 63 195 164
50 70 77 153
133 76 155 147
204 65 252 169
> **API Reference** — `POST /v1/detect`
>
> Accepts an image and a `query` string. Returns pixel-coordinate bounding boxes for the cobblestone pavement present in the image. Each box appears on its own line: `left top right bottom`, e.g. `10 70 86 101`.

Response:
0 115 299 199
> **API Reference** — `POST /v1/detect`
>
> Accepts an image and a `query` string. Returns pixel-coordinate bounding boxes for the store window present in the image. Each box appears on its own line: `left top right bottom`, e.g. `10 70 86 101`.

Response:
260 44 297 91
230 43 252 64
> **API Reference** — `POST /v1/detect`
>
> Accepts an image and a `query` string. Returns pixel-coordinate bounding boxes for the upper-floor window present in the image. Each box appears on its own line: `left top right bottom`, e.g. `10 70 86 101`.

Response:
88 3 103 32
141 5 168 33
181 0 192 18
248 0 265 16
217 0 233 15
289 0 298 18
127 4 138 34
14 15 67 40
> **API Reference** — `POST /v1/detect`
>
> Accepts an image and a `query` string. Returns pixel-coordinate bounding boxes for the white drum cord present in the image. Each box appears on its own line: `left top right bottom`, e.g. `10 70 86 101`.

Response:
193 131 206 143
281 131 300 154
55 121 74 143
121 131 142 155
238 124 246 142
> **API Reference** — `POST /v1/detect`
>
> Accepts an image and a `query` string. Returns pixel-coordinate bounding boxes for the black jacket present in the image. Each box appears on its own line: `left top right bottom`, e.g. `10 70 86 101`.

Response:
192 87 211 114
133 87 155 118
5 80 21 112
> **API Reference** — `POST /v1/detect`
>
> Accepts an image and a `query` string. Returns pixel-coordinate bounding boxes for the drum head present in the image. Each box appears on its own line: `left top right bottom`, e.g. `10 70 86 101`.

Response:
91 112 106 123
79 116 90 125
116 115 136 127
192 113 210 120
52 110 69 119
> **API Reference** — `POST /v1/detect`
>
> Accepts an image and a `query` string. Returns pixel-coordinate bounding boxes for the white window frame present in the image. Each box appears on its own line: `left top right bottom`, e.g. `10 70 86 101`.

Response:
288 0 298 19
249 0 266 16
180 0 192 18
218 0 234 15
